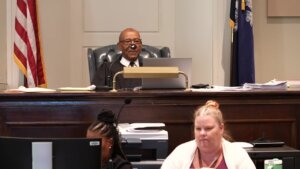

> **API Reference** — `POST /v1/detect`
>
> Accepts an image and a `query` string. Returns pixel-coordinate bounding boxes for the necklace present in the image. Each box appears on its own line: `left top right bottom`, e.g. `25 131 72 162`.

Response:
197 147 221 168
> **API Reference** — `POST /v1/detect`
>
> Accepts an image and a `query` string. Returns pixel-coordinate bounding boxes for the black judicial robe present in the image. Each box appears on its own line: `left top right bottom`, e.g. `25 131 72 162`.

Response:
92 55 142 89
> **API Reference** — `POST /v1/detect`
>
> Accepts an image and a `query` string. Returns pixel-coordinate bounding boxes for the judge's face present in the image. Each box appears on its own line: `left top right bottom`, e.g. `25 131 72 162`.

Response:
86 130 113 166
118 30 142 62
194 115 224 153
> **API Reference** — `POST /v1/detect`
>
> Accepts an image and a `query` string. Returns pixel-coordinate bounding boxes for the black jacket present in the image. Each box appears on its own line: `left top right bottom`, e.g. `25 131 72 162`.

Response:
92 55 142 89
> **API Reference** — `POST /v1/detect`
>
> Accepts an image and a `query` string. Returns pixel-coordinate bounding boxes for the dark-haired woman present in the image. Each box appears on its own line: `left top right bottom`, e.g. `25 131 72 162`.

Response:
86 110 132 169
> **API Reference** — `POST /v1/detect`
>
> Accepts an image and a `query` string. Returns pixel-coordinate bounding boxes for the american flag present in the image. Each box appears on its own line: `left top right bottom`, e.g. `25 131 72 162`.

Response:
13 0 47 87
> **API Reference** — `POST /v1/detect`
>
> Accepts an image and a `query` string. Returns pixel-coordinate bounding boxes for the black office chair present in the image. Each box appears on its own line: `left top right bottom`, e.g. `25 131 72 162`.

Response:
87 44 171 84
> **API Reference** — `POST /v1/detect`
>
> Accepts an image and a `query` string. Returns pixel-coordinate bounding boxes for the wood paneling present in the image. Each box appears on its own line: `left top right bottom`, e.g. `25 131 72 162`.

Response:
268 0 300 17
0 90 300 152
83 0 159 32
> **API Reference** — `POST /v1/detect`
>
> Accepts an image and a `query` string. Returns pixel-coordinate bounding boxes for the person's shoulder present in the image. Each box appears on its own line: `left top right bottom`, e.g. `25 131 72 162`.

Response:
223 139 249 155
112 155 132 169
173 140 196 151
222 139 256 168
109 57 124 70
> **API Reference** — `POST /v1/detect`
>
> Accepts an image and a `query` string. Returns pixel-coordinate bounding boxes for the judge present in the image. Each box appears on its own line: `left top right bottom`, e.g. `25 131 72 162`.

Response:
92 28 143 89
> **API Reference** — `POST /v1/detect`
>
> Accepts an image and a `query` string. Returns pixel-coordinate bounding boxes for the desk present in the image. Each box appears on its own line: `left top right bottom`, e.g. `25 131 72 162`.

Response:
0 89 300 152
132 146 300 169
247 146 300 169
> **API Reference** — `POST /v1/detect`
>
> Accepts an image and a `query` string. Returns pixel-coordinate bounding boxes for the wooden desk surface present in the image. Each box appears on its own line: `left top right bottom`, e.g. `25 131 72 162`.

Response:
247 145 300 154
1 89 300 152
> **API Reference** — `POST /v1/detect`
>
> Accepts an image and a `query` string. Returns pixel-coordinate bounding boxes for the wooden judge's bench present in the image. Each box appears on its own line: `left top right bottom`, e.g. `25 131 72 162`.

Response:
0 89 300 153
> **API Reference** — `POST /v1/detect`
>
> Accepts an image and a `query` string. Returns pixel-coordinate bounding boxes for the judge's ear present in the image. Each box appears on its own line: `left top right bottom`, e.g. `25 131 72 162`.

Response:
117 42 122 51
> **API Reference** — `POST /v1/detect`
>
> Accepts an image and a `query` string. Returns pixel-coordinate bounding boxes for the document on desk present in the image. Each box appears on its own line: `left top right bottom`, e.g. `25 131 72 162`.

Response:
57 85 96 91
129 123 165 129
5 86 56 93
192 80 288 92
287 80 300 88
243 80 287 90
119 123 165 132
118 123 168 140
191 86 250 92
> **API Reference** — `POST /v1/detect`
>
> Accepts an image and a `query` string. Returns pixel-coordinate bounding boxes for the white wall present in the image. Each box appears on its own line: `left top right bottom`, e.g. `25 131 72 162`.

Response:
253 0 300 82
175 0 213 85
38 0 71 88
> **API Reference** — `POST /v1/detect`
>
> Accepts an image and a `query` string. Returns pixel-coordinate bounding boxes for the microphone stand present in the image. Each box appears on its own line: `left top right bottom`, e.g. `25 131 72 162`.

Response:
103 59 109 86
108 158 113 169
115 98 132 126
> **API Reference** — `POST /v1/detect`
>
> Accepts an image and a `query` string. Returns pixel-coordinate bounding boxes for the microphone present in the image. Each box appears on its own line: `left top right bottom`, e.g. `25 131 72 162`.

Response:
103 61 109 86
105 54 122 87
94 49 114 91
115 98 132 126
104 48 115 86
130 44 137 50
104 48 114 86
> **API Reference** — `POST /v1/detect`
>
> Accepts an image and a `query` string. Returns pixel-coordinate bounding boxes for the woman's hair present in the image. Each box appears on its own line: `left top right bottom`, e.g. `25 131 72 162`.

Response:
194 100 224 125
87 109 127 159
194 100 233 141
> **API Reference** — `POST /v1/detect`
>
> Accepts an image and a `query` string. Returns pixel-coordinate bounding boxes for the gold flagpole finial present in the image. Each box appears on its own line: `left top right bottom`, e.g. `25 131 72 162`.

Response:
242 0 246 11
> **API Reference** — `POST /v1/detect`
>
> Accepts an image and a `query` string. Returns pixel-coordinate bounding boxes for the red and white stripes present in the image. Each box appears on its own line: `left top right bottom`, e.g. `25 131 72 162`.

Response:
13 0 47 87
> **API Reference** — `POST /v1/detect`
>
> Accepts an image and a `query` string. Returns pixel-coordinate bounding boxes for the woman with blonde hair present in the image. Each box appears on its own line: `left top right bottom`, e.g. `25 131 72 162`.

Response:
161 100 256 169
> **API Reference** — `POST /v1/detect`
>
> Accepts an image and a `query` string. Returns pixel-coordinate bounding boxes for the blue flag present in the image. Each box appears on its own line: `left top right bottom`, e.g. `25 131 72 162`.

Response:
230 0 255 86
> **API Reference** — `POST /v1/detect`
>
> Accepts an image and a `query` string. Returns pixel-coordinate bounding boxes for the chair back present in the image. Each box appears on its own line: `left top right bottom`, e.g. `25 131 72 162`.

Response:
87 44 171 83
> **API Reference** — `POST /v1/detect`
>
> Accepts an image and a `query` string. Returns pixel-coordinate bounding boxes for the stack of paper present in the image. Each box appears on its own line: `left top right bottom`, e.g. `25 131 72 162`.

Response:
119 123 165 132
118 123 167 140
57 85 96 91
287 80 300 88
243 80 287 90
191 86 250 92
5 86 56 93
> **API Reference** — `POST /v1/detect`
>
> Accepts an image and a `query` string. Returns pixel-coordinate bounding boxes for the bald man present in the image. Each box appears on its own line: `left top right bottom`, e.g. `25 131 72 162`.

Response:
92 28 143 90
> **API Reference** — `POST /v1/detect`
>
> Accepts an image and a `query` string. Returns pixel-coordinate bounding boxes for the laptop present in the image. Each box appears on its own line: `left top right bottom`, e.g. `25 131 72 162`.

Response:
141 58 192 89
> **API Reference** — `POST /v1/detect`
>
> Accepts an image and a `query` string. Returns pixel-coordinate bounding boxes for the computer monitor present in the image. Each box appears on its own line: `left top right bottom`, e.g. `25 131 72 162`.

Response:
0 136 101 169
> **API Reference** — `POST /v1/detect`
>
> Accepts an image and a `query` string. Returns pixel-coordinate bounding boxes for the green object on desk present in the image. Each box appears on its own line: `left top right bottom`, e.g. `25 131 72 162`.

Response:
264 158 282 169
